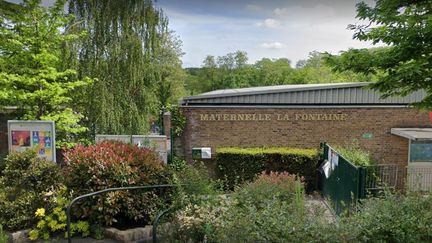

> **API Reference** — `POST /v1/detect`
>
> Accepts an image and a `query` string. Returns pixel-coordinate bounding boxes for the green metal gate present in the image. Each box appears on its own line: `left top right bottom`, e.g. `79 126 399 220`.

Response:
319 143 366 215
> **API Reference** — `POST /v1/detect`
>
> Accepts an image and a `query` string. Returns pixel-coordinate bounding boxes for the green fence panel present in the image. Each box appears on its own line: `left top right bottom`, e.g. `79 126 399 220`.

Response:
319 143 366 215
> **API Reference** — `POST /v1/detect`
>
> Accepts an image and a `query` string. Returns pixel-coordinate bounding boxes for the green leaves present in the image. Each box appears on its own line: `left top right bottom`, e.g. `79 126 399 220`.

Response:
187 51 372 95
0 0 91 147
327 0 432 108
67 0 185 135
0 150 62 231
216 147 319 191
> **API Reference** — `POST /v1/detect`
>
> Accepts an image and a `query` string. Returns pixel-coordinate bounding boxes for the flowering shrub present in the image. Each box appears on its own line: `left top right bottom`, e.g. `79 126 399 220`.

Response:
63 141 172 226
29 186 90 241
0 149 62 231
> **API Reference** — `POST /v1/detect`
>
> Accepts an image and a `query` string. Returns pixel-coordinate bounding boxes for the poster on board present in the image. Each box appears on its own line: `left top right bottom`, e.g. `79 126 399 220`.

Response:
8 120 56 162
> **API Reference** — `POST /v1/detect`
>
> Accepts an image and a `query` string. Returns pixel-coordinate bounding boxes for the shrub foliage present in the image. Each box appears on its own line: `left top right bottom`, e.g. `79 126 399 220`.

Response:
216 147 319 190
63 141 172 226
0 149 62 230
339 192 432 242
166 171 333 242
333 144 376 167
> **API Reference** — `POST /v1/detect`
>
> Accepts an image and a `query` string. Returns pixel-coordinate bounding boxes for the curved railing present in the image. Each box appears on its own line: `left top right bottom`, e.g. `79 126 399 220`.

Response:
66 184 179 243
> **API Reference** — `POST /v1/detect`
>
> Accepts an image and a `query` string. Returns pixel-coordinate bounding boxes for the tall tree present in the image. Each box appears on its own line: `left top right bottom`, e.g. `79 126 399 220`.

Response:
0 0 91 147
152 31 186 110
67 0 184 135
254 58 297 85
202 55 217 90
326 0 432 108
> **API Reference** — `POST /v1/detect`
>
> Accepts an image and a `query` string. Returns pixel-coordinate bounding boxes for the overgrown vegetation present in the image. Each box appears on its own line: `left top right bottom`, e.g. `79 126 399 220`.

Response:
167 105 186 138
334 144 376 167
339 192 432 242
165 168 432 242
216 147 319 191
165 171 333 242
170 157 221 202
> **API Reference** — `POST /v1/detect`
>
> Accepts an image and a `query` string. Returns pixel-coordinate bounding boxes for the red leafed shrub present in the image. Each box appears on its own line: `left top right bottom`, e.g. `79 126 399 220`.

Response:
63 141 172 227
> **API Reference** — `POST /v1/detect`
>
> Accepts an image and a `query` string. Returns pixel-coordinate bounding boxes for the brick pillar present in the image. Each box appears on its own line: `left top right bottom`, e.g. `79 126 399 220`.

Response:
163 112 171 137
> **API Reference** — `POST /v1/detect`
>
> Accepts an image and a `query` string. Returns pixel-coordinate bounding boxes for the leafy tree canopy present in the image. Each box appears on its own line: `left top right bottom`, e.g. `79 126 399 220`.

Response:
67 0 185 135
186 50 371 95
326 0 432 108
0 0 91 147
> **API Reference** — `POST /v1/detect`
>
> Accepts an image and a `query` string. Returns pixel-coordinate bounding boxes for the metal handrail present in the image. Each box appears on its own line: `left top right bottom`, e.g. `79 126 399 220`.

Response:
66 184 178 243
152 207 173 243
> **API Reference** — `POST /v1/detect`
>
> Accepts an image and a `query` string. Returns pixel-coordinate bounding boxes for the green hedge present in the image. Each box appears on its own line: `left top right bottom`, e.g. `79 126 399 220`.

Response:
216 147 319 191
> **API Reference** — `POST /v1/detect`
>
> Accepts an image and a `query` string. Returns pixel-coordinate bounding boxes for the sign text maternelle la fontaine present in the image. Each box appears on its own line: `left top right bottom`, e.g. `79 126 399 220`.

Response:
199 113 348 122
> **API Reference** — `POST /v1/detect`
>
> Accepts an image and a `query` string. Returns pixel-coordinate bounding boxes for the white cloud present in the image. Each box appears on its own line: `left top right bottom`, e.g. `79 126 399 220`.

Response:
259 42 286 49
256 18 280 28
273 7 289 17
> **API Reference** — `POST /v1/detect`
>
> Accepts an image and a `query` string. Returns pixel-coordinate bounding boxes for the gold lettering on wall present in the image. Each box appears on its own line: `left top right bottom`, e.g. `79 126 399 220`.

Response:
198 113 349 122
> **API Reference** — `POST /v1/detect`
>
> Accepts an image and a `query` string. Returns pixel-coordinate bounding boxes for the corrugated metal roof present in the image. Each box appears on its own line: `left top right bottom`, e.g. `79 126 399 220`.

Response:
181 82 426 106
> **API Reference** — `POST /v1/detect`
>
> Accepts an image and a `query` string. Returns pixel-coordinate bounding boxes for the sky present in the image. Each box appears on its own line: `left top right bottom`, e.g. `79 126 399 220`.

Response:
7 0 378 68
155 0 377 67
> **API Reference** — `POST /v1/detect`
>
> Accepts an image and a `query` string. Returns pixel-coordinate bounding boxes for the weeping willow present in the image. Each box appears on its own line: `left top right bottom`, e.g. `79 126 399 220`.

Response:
66 0 169 135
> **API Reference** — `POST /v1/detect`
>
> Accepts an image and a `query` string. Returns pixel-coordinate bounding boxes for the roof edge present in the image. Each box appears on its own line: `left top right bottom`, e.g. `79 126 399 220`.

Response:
183 82 371 101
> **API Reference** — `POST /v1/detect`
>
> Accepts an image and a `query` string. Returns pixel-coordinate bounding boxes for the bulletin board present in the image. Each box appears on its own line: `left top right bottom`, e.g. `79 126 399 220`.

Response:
8 120 56 162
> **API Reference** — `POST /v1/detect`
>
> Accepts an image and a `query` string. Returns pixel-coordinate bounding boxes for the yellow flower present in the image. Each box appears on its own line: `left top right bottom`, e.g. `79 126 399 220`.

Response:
35 208 46 217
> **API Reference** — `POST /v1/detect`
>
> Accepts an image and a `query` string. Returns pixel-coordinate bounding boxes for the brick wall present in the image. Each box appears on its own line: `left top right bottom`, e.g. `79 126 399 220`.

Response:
178 107 431 177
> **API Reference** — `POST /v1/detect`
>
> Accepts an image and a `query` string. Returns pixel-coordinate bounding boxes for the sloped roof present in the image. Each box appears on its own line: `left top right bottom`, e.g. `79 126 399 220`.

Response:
182 82 426 106
391 128 432 141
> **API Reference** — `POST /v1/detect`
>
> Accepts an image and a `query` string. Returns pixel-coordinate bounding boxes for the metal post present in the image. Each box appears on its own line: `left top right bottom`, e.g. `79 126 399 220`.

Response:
169 128 174 164
152 208 172 243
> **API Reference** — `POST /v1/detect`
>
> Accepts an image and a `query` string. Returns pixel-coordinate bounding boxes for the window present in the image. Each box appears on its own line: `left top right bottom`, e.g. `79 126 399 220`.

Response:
410 141 432 162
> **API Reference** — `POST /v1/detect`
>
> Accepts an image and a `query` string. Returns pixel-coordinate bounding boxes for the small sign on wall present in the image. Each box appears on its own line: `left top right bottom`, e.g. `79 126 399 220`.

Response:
192 147 212 159
8 120 56 162
362 133 373 139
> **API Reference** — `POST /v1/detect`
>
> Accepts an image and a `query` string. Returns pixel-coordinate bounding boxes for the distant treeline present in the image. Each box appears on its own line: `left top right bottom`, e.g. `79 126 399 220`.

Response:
184 51 375 95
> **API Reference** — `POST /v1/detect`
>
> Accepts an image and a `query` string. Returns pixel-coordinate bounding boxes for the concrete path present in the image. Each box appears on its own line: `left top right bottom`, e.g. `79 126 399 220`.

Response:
305 196 337 223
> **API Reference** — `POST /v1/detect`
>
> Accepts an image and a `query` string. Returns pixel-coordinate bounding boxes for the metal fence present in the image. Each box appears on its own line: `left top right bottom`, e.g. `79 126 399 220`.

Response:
319 143 366 215
407 167 432 191
364 164 399 191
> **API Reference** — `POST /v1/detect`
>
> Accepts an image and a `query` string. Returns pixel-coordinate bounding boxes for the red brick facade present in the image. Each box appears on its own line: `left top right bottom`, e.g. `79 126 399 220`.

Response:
178 107 431 174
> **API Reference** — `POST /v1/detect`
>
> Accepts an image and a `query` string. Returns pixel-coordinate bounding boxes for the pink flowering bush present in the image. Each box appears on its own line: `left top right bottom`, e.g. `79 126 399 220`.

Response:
63 141 172 226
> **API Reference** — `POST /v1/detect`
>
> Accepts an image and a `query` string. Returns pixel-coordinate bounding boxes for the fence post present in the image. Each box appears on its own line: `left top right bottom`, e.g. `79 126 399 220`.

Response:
358 167 367 199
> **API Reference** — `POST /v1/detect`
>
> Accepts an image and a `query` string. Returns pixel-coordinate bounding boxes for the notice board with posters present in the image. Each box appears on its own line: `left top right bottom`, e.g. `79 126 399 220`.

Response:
8 120 56 162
